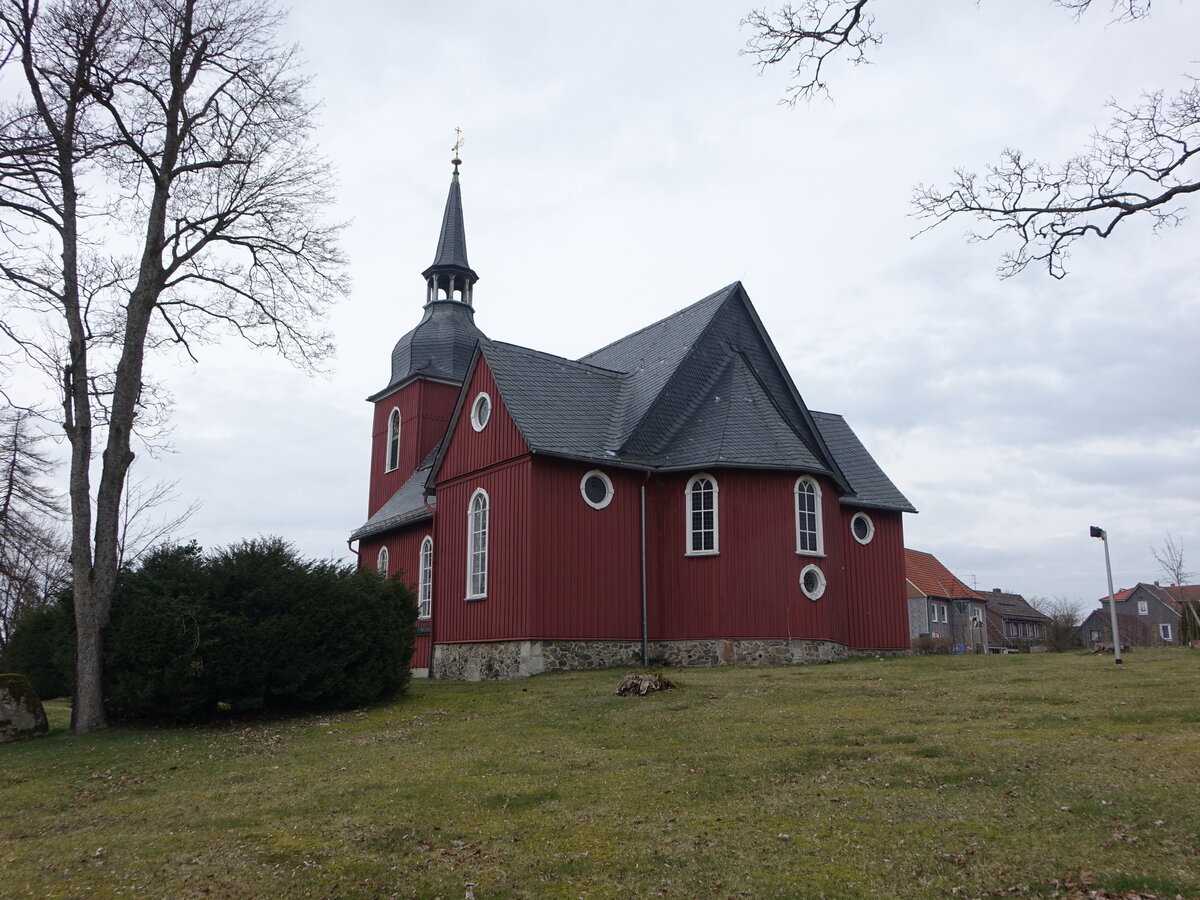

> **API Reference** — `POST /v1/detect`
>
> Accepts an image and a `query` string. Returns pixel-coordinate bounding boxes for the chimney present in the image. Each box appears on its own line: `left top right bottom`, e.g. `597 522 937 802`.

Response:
993 588 1001 593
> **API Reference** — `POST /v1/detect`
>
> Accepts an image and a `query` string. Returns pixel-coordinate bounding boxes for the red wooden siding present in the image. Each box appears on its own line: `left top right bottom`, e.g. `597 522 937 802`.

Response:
530 458 643 639
437 358 529 484
359 524 434 669
433 458 533 643
367 379 461 517
648 469 840 643
836 507 909 650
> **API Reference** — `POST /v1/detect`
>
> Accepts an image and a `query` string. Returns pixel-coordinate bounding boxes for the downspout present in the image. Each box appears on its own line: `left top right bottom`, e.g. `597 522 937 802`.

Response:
346 538 359 562
423 496 438 678
640 472 650 667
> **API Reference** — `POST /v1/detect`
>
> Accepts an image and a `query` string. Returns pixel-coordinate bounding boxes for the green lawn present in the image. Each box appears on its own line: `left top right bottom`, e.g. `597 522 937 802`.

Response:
3 650 1199 899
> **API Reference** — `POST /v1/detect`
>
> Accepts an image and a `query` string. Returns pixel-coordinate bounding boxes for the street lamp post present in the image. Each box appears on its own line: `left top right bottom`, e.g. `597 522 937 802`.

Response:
1090 526 1122 665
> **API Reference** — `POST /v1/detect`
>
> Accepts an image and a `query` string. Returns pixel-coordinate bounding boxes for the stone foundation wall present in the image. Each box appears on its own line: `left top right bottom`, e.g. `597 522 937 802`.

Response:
431 638 875 681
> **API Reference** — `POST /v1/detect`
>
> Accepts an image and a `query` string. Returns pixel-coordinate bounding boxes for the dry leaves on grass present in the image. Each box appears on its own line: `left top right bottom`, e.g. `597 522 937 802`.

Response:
614 672 675 696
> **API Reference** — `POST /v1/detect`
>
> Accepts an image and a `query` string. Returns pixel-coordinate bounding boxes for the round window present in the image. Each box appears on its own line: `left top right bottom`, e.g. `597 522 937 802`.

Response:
800 564 826 601
470 392 491 432
851 512 875 545
580 470 614 509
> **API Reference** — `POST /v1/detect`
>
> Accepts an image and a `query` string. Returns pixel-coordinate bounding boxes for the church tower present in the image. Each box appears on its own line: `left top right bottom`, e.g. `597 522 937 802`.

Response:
365 156 486 517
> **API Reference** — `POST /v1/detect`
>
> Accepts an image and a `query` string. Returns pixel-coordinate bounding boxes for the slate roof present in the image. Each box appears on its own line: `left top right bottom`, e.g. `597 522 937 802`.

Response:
350 446 439 541
422 173 476 281
811 412 915 512
905 549 981 600
580 284 731 448
482 340 626 457
373 300 486 398
980 589 1049 622
443 282 914 512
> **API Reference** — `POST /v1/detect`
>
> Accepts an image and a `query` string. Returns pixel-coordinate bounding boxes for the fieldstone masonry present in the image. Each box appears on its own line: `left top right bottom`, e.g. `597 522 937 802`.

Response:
430 637 885 681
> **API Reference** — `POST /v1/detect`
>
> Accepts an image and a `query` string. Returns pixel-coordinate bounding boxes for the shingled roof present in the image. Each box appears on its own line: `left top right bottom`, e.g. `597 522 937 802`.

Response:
982 588 1048 622
427 283 914 512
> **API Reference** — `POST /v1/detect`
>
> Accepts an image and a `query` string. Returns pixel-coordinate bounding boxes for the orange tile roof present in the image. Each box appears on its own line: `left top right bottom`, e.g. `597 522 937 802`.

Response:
904 549 983 601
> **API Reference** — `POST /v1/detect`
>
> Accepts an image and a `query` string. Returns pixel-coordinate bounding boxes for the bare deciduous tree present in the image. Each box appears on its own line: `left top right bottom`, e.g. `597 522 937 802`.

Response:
117 475 200 569
1030 595 1085 652
742 1 1195 278
1151 532 1200 640
0 407 69 652
0 0 346 733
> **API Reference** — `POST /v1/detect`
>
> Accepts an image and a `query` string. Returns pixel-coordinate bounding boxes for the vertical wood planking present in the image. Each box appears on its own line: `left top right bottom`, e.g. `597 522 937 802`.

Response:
359 524 435 668
530 459 643 639
437 358 528 484
646 469 906 649
433 459 533 643
366 379 463 518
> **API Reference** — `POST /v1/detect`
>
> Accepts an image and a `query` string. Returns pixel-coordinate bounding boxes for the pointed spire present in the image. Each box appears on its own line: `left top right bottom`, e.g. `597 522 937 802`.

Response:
421 141 478 306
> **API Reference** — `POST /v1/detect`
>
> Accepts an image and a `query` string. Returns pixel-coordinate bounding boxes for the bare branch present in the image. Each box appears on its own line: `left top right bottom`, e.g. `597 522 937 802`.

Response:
913 78 1200 278
741 1 879 104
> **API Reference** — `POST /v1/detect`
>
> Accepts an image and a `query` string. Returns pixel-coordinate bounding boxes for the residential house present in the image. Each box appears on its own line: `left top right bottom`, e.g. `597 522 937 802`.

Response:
1079 582 1188 648
1078 609 1153 651
904 549 987 653
981 588 1049 652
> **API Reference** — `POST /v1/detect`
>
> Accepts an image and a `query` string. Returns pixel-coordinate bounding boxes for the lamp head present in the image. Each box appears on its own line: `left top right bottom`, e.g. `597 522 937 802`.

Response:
1089 526 1106 539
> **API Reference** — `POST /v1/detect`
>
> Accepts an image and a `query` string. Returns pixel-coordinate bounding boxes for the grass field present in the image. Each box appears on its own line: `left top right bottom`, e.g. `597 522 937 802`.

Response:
3 649 1199 899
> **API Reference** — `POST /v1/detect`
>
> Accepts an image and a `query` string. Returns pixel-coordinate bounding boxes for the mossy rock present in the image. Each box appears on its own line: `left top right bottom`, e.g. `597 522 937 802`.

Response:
0 674 50 743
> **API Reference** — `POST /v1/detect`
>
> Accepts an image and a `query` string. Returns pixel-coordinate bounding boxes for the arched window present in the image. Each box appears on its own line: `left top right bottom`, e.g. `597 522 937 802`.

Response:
385 408 401 472
685 473 718 555
376 545 389 575
795 476 824 556
418 536 433 619
467 489 489 599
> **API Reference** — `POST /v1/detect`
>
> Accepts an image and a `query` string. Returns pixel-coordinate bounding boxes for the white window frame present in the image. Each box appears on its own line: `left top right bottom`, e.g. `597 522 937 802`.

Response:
466 488 489 599
685 473 719 556
1137 600 1149 616
850 511 875 545
376 545 389 575
800 564 827 601
418 535 433 619
385 408 401 472
470 392 492 432
580 469 614 510
1160 622 1172 642
794 476 824 556
931 602 948 625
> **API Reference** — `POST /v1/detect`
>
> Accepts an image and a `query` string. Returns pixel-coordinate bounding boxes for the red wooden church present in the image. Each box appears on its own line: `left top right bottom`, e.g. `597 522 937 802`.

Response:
350 161 917 679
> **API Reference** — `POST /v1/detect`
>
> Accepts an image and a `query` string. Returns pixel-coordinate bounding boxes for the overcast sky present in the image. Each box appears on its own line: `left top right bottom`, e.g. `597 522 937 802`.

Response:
67 1 1200 608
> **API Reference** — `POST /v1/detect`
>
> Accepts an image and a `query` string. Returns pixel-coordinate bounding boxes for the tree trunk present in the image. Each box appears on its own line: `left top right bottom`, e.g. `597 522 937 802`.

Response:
70 586 106 733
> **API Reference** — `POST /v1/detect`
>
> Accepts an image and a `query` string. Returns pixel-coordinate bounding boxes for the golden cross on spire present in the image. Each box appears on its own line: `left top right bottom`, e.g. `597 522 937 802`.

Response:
452 127 464 173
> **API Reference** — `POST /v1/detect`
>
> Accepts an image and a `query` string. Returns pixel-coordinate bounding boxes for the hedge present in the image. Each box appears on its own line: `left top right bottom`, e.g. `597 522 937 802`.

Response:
2 537 417 722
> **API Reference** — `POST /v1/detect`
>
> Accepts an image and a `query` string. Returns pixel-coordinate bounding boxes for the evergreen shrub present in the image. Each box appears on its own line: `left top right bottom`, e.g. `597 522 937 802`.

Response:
0 602 73 700
104 537 416 721
2 537 416 722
